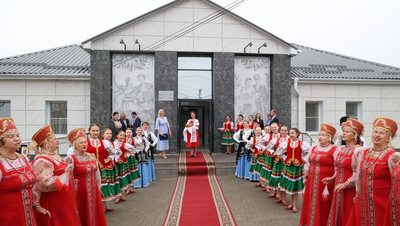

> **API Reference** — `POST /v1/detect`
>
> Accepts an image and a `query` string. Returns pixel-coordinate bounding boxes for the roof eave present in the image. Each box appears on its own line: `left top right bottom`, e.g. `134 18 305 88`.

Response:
291 77 400 85
0 74 90 81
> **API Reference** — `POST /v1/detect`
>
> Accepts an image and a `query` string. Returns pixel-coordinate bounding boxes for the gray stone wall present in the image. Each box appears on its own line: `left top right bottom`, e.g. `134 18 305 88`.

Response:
270 54 291 128
213 52 235 153
90 50 112 130
89 50 291 153
154 51 179 153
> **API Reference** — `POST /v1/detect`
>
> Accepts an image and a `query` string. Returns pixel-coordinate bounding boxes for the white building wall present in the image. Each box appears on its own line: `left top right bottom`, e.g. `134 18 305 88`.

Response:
89 0 292 54
0 79 90 155
291 81 400 148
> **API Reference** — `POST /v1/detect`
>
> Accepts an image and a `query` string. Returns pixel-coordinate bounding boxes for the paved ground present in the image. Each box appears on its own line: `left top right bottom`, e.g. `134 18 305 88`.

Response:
105 152 302 226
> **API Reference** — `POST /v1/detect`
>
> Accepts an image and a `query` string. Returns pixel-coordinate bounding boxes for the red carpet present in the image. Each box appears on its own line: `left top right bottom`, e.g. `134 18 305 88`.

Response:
164 152 236 226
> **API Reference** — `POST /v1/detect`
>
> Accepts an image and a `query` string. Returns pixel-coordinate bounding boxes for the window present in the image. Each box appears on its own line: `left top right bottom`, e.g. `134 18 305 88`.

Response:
47 101 67 134
0 101 11 118
178 56 212 99
306 101 322 132
346 102 362 120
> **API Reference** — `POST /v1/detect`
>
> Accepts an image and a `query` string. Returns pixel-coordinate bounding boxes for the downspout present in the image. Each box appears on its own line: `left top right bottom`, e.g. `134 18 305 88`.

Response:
293 78 301 131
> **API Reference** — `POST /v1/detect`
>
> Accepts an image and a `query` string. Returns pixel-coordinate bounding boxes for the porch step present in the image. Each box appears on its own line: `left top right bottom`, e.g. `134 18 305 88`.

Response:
154 152 237 177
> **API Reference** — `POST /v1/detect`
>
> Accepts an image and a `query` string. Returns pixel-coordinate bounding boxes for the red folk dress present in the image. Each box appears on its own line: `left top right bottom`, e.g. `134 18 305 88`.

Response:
236 121 244 131
0 154 37 226
32 155 81 226
248 121 254 130
347 148 397 226
68 153 107 226
326 145 360 226
384 155 400 226
300 145 337 226
185 119 200 148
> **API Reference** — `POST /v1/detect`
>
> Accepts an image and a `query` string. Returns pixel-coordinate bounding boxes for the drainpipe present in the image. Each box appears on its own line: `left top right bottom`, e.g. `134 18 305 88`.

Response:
293 78 302 131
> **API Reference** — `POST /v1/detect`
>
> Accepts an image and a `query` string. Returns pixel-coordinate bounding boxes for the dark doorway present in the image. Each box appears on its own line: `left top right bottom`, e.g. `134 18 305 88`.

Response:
178 100 212 153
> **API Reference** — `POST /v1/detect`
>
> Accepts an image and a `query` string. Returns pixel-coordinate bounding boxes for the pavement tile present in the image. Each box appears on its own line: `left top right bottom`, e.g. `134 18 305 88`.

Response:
105 153 302 226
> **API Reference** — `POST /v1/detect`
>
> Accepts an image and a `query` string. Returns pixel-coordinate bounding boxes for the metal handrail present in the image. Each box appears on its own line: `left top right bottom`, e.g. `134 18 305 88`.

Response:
300 132 315 145
20 135 69 157
20 133 91 157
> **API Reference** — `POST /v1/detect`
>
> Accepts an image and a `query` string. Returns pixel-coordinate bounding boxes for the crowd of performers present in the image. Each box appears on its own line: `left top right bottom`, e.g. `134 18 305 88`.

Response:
0 116 158 226
231 114 400 225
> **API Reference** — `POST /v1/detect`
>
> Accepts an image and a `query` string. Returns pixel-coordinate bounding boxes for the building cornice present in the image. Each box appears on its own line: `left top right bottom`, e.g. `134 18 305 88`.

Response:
0 74 90 81
291 78 400 85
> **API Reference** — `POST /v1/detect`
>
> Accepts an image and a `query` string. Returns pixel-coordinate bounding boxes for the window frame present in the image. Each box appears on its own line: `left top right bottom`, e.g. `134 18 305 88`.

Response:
46 101 68 135
305 101 323 133
0 100 11 118
177 55 213 100
346 101 362 120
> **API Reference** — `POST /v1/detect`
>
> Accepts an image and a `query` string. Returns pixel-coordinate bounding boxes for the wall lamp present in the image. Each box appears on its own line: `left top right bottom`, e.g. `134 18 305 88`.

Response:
119 39 126 50
135 39 141 51
244 42 253 53
258 42 267 53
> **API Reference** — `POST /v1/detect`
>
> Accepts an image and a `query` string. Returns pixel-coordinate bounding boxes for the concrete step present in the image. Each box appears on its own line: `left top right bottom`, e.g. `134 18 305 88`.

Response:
154 152 237 177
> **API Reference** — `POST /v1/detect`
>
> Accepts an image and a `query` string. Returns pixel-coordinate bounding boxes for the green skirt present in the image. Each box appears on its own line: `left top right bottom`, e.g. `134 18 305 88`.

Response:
116 162 133 190
255 154 266 174
261 155 275 182
100 168 122 201
249 156 258 173
268 159 284 190
279 163 304 194
221 131 234 145
128 156 141 182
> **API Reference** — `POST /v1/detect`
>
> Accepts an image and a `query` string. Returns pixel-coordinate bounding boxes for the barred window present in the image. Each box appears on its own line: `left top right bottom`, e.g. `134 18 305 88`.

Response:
47 101 67 134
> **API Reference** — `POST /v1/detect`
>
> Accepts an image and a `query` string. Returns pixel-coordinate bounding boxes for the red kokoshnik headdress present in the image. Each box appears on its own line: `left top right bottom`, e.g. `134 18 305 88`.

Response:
68 128 86 145
32 125 55 147
344 118 364 136
0 117 17 140
373 117 398 139
320 123 336 138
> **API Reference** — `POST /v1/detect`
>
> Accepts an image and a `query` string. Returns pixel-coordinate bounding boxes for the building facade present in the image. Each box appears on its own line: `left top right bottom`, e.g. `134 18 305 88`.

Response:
0 45 90 154
291 44 400 147
83 0 296 153
1 0 400 154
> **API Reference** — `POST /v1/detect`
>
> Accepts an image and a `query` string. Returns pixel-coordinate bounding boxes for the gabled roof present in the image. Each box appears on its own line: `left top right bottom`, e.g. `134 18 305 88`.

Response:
0 44 90 76
82 0 297 50
291 44 400 80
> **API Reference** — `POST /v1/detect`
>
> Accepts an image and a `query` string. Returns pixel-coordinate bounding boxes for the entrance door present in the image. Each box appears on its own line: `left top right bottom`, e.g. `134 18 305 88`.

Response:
178 100 212 153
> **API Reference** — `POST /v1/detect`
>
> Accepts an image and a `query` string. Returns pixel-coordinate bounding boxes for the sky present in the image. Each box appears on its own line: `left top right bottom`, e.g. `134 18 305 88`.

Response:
1 0 399 67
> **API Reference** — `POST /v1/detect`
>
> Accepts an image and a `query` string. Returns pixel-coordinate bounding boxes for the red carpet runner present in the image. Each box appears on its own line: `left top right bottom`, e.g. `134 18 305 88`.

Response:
164 152 236 226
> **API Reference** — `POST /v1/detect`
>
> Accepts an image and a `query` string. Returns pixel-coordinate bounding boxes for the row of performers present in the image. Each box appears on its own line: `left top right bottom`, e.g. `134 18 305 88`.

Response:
233 117 400 226
0 117 157 226
218 114 271 155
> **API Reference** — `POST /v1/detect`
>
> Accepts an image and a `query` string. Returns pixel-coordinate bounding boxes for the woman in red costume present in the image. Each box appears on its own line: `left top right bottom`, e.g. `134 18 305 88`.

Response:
86 124 122 212
384 151 400 226
321 118 364 225
0 117 49 226
184 111 200 157
219 115 235 154
66 128 107 226
347 117 399 226
236 114 244 131
31 125 81 225
300 123 337 226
